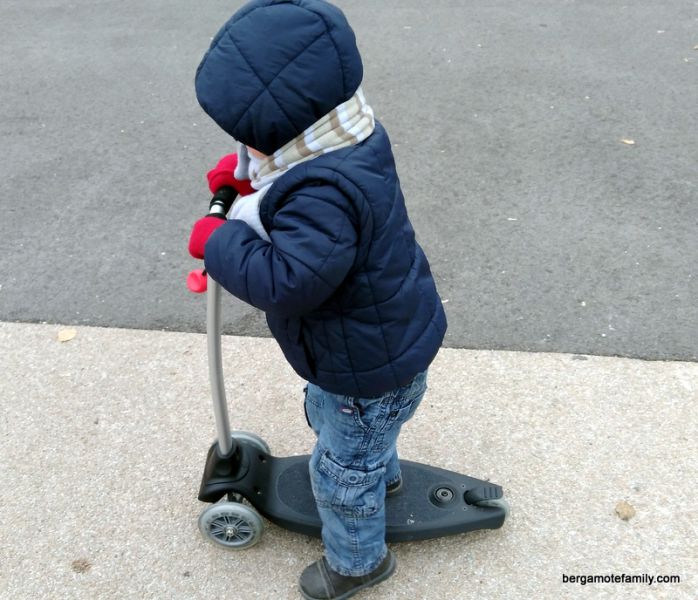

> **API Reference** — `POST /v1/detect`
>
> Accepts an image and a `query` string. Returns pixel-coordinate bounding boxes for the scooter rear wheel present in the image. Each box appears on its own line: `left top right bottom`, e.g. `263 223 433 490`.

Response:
231 430 271 454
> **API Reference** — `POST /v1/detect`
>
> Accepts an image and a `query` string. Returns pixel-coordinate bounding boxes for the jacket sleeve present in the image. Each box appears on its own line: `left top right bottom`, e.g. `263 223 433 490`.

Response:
204 185 357 318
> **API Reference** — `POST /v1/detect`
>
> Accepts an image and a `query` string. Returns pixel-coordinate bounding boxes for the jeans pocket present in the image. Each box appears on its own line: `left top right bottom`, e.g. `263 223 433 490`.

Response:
348 397 370 432
385 372 428 427
402 370 428 401
316 451 383 518
305 383 324 409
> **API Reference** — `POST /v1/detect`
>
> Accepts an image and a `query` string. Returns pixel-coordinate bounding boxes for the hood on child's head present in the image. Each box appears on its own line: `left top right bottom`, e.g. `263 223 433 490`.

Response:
195 0 364 156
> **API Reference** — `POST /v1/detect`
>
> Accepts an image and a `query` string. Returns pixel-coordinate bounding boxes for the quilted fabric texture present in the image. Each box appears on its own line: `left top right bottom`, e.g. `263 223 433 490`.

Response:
195 0 363 155
198 0 447 397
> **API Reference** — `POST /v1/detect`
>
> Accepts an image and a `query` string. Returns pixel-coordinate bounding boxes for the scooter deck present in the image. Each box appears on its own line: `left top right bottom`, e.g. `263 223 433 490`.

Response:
199 442 506 542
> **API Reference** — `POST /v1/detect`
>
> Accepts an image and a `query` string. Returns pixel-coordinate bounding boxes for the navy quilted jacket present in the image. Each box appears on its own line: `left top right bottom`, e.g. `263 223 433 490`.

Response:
196 0 447 397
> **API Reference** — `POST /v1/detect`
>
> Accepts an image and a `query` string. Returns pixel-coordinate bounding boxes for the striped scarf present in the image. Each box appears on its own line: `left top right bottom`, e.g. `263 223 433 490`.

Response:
235 87 375 190
228 87 375 242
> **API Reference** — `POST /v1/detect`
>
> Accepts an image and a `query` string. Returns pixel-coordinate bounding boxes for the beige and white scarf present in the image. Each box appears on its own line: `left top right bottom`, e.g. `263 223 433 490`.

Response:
228 87 375 241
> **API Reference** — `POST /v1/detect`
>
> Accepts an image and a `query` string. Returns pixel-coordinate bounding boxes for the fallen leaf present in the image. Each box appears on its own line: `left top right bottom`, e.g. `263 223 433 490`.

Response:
71 558 92 573
621 139 635 145
57 328 77 343
615 500 636 521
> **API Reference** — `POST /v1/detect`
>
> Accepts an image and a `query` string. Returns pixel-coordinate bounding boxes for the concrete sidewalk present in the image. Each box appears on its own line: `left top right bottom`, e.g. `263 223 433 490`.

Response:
1 321 696 599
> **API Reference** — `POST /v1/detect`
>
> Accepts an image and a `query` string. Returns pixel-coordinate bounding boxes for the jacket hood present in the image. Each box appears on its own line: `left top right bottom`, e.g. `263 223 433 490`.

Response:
195 0 364 156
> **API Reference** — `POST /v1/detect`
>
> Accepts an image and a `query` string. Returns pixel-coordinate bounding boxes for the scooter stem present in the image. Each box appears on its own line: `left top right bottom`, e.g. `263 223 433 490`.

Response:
206 276 233 455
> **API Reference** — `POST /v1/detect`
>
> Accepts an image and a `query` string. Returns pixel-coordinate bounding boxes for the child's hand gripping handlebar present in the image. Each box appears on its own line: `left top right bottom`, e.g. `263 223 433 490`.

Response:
186 187 238 294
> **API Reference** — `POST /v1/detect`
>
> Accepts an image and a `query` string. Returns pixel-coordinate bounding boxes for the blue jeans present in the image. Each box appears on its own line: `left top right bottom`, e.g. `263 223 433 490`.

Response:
304 370 428 576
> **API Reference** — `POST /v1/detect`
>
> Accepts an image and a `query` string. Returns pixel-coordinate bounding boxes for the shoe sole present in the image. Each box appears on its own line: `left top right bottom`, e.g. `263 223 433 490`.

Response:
299 551 397 600
386 479 402 497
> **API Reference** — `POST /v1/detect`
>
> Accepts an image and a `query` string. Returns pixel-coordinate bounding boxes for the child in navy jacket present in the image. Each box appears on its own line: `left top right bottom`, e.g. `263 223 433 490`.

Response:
189 1 447 598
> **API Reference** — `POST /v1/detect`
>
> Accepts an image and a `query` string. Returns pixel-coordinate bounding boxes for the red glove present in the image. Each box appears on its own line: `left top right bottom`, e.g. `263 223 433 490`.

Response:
207 153 255 196
188 215 226 259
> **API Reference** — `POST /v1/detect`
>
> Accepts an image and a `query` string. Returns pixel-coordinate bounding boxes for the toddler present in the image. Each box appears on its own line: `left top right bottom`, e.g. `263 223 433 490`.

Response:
189 1 447 598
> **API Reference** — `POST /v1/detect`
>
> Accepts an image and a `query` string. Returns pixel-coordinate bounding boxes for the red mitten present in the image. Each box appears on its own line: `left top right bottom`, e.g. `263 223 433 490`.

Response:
188 215 226 259
207 153 255 196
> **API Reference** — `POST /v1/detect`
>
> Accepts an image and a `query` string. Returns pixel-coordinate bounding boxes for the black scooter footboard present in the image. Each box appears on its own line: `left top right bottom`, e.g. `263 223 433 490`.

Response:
199 443 507 543
272 457 506 542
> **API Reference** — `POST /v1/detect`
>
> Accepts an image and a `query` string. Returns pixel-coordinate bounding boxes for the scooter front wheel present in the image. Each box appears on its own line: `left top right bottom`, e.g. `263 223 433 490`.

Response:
198 502 264 550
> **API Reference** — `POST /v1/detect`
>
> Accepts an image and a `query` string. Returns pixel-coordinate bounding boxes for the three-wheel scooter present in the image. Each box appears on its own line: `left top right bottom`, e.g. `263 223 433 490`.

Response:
187 232 509 550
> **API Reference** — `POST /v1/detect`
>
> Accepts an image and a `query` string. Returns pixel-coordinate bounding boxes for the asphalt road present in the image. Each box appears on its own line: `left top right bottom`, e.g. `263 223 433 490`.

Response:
1 0 696 360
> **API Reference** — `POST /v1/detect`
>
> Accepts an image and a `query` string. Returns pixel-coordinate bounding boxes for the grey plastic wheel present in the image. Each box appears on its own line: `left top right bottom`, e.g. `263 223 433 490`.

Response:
230 430 271 454
475 497 511 518
198 502 264 550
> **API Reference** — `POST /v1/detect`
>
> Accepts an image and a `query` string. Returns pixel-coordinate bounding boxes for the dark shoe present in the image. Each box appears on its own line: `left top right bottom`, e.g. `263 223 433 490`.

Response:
299 550 396 600
386 477 402 497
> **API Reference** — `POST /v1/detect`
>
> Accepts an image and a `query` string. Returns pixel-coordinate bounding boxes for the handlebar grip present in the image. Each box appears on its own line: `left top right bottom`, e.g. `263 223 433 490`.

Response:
187 268 208 294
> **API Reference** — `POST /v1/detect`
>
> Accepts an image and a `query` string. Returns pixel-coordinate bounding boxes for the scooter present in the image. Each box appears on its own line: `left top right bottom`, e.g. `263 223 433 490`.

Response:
187 229 509 550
